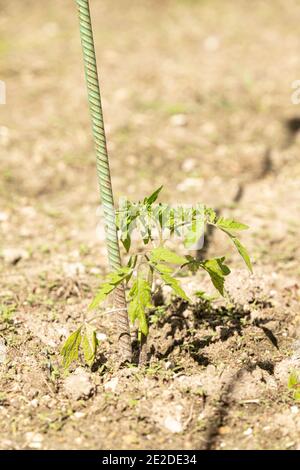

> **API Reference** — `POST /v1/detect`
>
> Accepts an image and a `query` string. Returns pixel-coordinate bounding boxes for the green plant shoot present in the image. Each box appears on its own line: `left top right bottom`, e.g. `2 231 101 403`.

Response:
61 186 252 368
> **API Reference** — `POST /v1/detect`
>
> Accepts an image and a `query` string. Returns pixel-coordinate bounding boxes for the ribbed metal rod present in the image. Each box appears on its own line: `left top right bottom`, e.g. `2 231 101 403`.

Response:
75 0 131 363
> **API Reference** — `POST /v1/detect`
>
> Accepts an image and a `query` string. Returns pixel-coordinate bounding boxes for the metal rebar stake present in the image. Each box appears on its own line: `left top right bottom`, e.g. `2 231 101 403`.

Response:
75 0 131 363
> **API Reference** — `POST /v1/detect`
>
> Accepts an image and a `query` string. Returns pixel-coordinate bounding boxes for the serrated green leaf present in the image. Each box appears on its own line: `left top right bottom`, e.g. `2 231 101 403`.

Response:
150 246 187 265
201 257 231 296
216 217 249 234
231 237 253 273
81 324 98 367
155 266 190 302
61 328 82 369
121 234 131 252
144 185 163 205
185 255 201 274
288 371 299 389
204 257 231 276
154 203 170 228
294 390 300 401
127 255 138 269
128 277 152 337
195 291 218 301
184 215 204 248
89 266 132 310
204 207 217 224
152 263 173 274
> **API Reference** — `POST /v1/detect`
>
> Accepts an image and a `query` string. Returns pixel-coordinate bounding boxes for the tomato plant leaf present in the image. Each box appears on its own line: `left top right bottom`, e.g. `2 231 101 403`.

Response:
61 327 82 369
144 185 163 206
184 216 205 248
128 277 152 337
215 216 249 235
288 371 299 389
201 257 231 296
153 263 173 274
150 246 187 265
231 237 253 273
195 290 218 301
154 265 190 302
121 233 131 252
81 323 98 367
294 390 300 401
89 266 133 310
204 207 217 224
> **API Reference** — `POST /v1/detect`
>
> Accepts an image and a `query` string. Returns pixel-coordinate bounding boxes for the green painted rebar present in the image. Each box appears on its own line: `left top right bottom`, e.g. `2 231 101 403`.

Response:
75 0 132 362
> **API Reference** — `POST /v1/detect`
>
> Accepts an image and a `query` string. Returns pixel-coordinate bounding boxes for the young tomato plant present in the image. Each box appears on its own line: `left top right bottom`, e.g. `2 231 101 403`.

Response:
61 186 252 368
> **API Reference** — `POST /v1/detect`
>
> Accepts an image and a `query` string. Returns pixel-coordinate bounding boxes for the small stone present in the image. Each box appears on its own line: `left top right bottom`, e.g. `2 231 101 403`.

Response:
219 426 231 435
90 267 101 275
169 114 187 127
2 248 29 265
63 262 86 277
30 399 39 408
243 427 253 436
96 332 107 342
73 411 85 419
175 375 204 392
0 211 8 222
0 339 7 364
164 360 175 370
203 35 220 52
20 206 37 218
64 368 94 400
1 439 13 448
163 416 183 434
274 356 300 384
290 405 298 414
162 284 172 299
41 394 51 404
176 177 203 192
181 158 196 172
25 432 44 449
104 377 119 393
0 126 10 145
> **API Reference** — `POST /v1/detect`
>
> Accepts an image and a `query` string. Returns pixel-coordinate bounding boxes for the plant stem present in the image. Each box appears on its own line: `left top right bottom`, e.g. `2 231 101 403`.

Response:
138 265 154 366
75 0 131 363
138 333 148 366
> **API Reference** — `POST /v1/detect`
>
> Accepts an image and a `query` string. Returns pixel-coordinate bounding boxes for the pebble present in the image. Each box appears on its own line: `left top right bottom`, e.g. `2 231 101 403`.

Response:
0 211 8 222
96 332 107 342
64 368 94 400
290 406 298 414
243 427 253 436
25 432 44 450
176 177 203 192
0 126 10 145
63 262 86 277
169 114 187 127
203 35 220 52
219 426 231 435
0 339 7 364
163 415 183 434
29 399 39 408
20 206 37 218
104 377 119 393
164 360 175 370
90 267 101 275
2 248 29 265
181 158 196 172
